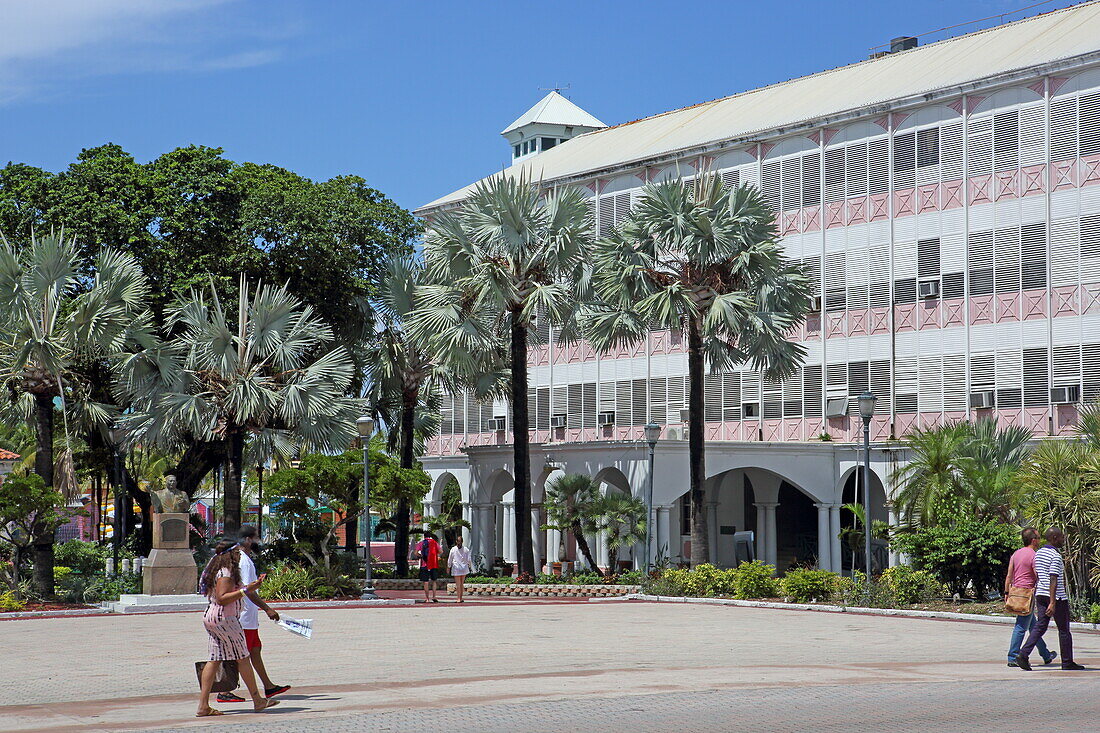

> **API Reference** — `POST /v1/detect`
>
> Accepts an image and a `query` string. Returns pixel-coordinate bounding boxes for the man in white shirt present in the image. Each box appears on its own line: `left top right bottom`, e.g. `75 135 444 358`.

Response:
217 525 292 704
1015 528 1085 671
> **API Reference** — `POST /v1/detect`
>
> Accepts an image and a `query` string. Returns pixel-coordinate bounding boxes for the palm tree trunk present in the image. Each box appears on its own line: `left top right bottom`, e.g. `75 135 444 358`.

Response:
394 388 417 578
169 440 227 499
223 432 245 538
510 315 535 576
686 317 708 567
570 519 600 570
32 392 56 599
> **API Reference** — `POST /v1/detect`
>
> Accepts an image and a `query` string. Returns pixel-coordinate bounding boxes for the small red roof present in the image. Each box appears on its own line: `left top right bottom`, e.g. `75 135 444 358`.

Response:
0 449 19 460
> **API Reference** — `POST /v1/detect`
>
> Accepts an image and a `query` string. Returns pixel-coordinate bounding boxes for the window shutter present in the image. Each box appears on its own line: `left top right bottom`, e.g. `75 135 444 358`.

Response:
894 358 918 413
917 238 941 279
1022 347 1049 408
802 152 821 206
824 147 845 203
825 251 846 311
995 350 1023 409
1082 214 1100 281
939 122 964 180
1080 92 1100 156
781 157 801 211
803 365 824 419
992 110 1019 172
868 138 890 194
1050 97 1077 161
918 356 944 412
1018 105 1046 167
649 377 667 425
845 142 868 197
1020 222 1047 290
761 161 781 212
993 226 1022 294
941 355 967 411
1083 344 1100 403
720 372 739 420
966 117 993 177
704 373 722 422
893 132 916 190
967 229 995 295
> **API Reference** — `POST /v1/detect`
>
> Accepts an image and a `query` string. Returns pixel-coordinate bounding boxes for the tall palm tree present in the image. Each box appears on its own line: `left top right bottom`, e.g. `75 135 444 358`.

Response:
365 255 501 576
418 176 591 575
542 473 602 571
587 176 813 566
0 231 152 597
115 277 364 536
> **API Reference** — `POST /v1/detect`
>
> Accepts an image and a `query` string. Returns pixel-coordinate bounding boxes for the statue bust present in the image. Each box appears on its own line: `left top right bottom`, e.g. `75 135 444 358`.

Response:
151 475 189 514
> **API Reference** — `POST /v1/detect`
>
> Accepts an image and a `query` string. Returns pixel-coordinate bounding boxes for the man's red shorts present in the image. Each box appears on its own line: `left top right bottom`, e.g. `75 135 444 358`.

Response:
244 628 262 651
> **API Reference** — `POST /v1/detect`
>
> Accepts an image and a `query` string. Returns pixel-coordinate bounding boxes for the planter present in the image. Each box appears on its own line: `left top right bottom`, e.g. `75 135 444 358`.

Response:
550 562 563 576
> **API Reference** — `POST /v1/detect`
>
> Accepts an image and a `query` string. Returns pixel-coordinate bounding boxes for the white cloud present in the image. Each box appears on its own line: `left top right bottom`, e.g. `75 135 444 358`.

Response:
0 0 286 102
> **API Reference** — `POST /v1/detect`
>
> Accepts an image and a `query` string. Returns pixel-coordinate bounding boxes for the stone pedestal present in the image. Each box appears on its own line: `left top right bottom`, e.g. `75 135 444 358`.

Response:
142 513 197 596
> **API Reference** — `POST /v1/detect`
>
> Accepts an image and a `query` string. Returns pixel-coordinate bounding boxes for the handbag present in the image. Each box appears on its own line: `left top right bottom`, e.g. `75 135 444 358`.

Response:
1004 586 1035 616
194 660 239 692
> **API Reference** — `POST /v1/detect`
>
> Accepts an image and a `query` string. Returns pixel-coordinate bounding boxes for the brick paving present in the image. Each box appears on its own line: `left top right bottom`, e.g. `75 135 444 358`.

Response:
1 600 1096 732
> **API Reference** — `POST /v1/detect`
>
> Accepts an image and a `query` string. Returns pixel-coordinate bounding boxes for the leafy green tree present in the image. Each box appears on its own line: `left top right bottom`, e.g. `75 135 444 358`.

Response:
890 518 1017 600
0 232 152 597
587 176 813 566
419 176 592 576
115 279 364 536
0 474 81 592
542 473 602 571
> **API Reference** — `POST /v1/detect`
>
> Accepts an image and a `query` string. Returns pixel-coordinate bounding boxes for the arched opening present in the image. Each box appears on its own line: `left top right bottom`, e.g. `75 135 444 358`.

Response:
840 468 888 574
775 482 817 572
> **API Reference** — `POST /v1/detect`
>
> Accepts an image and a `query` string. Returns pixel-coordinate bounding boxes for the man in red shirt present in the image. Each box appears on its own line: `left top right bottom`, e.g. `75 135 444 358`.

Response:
415 532 442 603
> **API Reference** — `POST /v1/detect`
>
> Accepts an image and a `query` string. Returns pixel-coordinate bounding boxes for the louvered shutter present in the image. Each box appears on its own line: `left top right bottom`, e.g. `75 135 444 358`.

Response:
704 373 722 422
996 350 1023 409
845 142 868 197
1020 222 1047 290
870 360 892 414
868 138 890 194
582 382 597 429
968 230 995 295
803 365 824 418
1022 347 1049 408
994 226 1022 294
1081 214 1100 281
939 122 964 180
967 117 993 177
893 132 916 190
1080 92 1100 156
824 147 845 203
761 161 781 212
941 355 967 411
802 152 821 206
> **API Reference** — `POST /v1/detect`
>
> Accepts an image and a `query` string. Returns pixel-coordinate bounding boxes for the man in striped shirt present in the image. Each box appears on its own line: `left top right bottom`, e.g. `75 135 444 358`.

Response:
1015 528 1085 671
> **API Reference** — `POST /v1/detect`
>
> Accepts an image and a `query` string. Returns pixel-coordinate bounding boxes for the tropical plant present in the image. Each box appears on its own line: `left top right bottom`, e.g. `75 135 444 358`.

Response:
890 518 1017 600
541 473 602 571
838 502 890 572
594 492 647 575
892 419 1033 529
586 176 813 565
0 231 152 597
0 474 81 593
418 175 592 575
115 278 365 536
366 254 501 576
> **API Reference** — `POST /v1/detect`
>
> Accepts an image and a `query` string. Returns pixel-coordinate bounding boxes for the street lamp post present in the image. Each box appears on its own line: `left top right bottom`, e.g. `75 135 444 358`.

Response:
643 422 662 576
356 416 379 600
857 391 877 581
109 425 126 576
256 464 264 542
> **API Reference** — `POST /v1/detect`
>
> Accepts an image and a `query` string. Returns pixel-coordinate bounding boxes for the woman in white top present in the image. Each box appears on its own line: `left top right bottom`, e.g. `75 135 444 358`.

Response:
447 536 473 603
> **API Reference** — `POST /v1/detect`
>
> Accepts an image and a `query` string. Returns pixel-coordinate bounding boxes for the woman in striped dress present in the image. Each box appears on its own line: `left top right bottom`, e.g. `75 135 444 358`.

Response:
197 541 280 717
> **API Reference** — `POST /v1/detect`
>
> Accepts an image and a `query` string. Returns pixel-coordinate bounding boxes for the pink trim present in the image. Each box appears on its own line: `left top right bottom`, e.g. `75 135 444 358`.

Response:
635 171 649 183
895 304 916 332
919 412 943 429
724 422 742 441
784 420 802 442
944 411 967 424
995 292 1020 323
1020 165 1046 197
969 175 992 204
997 409 1023 431
947 98 965 114
826 312 846 338
918 184 939 213
870 307 890 334
807 131 821 145
995 169 1019 200
1051 159 1077 190
805 313 822 339
918 300 941 330
826 416 851 441
894 189 915 217
759 142 776 158
1049 76 1070 95
1028 79 1046 97
1055 405 1079 435
803 205 821 232
585 181 599 193
804 419 823 439
780 210 800 235
822 128 840 145
1053 285 1079 316
846 196 867 225
872 418 891 442
1082 154 1100 186
1024 407 1048 436
743 421 761 441
943 298 965 327
763 420 783 441
942 179 964 209
1083 282 1100 314
847 308 868 336
706 423 723 441
969 295 994 325
698 155 715 170
966 94 986 112
1021 289 1047 321
872 116 890 130
869 193 890 221
894 413 918 438
825 201 845 229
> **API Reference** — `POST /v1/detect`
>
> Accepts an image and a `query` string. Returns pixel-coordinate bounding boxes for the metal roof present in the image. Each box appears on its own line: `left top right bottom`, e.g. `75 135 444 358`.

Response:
0 449 19 460
420 1 1100 213
500 91 606 135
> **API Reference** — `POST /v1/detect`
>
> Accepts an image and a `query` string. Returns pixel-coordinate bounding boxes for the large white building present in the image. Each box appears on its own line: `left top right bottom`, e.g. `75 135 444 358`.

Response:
415 3 1100 574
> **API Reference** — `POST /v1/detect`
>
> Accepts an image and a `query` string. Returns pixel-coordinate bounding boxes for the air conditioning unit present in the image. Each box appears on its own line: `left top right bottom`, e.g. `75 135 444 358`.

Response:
809 295 822 312
597 410 616 426
1051 384 1081 404
970 390 995 409
550 414 567 428
487 417 507 432
918 279 940 299
679 408 691 423
665 426 685 440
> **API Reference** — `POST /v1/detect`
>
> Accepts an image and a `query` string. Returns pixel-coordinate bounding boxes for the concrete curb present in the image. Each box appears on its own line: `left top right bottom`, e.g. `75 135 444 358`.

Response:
620 593 1100 633
0 608 110 620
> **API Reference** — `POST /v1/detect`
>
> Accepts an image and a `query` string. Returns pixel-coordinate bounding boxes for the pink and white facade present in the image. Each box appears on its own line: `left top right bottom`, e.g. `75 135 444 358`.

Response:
415 5 1100 574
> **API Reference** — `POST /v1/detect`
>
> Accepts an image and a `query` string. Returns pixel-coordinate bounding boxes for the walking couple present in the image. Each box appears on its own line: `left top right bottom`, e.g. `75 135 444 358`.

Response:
197 525 291 717
1004 526 1085 671
412 532 472 603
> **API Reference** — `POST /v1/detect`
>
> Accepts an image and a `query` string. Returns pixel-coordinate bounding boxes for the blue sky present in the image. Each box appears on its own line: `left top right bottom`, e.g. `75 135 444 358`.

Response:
0 0 1080 213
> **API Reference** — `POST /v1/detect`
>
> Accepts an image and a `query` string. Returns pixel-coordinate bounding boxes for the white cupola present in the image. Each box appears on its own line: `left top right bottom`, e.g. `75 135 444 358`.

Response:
501 91 606 163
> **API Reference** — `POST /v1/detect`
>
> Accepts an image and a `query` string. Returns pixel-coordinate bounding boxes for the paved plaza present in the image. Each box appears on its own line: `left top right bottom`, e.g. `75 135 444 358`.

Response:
1 600 1097 732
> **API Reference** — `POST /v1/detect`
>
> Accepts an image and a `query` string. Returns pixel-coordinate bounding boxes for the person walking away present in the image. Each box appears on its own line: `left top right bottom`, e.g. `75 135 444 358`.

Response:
217 525 291 704
1004 527 1056 667
197 540 280 717
448 535 472 603
415 532 442 603
1015 528 1085 671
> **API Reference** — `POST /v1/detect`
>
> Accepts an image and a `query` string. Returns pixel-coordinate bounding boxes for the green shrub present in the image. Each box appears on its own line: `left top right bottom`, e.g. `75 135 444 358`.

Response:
615 570 645 586
0 591 26 611
891 519 1016 600
1082 603 1100 625
464 575 513 584
781 569 842 603
53 540 110 575
534 573 568 584
880 565 945 605
53 566 74 583
57 572 142 604
732 561 779 599
568 571 604 585
259 564 316 601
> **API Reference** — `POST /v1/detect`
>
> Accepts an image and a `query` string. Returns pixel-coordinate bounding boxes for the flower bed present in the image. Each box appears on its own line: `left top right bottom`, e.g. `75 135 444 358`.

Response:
448 583 642 597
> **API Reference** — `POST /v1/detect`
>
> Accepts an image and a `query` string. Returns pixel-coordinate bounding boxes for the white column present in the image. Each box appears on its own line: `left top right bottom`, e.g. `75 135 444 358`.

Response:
596 528 608 571
754 504 767 562
547 526 561 563
478 504 494 565
460 502 473 549
815 504 832 571
422 501 439 530
829 504 842 573
706 501 720 565
887 503 902 567
764 503 779 569
502 502 516 563
530 506 543 571
656 506 671 565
